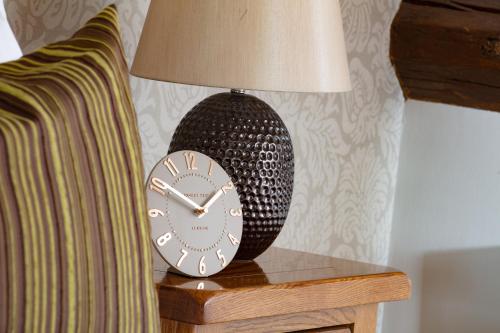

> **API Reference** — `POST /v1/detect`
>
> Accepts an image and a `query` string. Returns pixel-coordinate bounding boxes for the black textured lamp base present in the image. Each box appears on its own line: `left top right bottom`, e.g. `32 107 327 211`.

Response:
169 91 294 260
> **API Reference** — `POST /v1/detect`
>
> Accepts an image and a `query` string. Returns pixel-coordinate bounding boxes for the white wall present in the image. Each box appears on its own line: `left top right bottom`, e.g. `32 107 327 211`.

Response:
0 0 22 62
383 101 500 333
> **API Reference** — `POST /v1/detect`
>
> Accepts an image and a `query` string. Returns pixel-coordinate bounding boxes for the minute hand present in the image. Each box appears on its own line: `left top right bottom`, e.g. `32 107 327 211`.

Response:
165 183 203 210
203 189 223 210
197 189 223 218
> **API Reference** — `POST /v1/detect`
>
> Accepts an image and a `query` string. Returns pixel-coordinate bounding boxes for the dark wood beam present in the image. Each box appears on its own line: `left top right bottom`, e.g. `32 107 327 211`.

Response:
391 0 500 113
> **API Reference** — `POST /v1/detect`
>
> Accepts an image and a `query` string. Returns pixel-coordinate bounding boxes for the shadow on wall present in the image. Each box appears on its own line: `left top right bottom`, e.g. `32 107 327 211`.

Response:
420 247 500 333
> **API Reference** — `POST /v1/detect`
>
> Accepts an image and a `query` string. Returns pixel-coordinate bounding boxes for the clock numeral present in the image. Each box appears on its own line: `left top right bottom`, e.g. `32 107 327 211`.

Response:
150 177 168 196
199 256 207 275
163 158 179 176
149 208 165 218
221 181 234 194
216 249 227 267
228 233 240 246
197 282 205 290
156 232 172 246
208 160 214 176
229 208 242 217
177 249 188 268
184 152 198 170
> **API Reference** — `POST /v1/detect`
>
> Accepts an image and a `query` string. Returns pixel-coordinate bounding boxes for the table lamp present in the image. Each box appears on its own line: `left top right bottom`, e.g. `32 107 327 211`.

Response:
131 0 351 260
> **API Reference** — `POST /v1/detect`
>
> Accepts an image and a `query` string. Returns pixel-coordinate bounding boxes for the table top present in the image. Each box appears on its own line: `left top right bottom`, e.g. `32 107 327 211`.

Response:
154 247 411 325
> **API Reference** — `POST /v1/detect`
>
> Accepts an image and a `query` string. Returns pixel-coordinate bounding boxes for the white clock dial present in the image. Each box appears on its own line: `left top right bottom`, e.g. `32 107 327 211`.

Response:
146 150 243 277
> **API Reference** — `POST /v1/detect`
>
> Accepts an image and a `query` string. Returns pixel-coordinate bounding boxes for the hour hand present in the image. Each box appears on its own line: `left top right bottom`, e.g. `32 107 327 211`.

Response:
164 183 203 213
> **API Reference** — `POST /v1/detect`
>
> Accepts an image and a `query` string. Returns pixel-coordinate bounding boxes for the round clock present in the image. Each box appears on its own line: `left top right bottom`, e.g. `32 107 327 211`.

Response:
146 150 243 277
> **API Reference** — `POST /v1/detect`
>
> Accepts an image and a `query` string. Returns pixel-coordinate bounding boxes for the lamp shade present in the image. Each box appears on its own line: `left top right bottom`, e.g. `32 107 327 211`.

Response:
131 0 351 93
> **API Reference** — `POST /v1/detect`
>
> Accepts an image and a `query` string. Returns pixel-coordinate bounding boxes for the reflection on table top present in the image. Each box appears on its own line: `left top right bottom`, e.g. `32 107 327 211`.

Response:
154 247 404 291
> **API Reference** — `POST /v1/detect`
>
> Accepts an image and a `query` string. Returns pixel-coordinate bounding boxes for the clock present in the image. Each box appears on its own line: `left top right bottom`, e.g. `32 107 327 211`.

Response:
146 150 243 277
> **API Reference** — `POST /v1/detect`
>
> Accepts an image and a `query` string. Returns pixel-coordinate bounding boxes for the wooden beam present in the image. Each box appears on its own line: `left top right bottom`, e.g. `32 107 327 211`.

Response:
391 0 500 112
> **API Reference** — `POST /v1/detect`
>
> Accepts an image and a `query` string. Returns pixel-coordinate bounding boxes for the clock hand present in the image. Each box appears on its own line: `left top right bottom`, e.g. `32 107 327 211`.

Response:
203 189 223 209
197 189 223 218
164 183 204 213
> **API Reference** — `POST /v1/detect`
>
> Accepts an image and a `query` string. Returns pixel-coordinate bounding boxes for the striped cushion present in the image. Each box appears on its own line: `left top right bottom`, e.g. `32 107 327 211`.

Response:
0 5 159 332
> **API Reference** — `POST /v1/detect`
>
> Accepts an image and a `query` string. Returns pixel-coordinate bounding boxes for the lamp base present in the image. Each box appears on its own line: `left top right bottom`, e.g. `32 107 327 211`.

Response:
169 91 294 260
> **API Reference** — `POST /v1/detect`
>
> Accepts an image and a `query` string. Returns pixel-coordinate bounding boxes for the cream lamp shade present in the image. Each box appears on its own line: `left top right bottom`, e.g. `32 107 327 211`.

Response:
131 0 351 93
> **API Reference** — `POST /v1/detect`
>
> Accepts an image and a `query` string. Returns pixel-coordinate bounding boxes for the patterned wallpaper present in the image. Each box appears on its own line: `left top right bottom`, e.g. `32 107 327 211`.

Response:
5 0 404 266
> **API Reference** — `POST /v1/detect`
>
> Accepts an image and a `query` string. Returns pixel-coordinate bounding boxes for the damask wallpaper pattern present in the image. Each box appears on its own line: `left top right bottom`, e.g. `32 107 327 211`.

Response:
5 0 404 266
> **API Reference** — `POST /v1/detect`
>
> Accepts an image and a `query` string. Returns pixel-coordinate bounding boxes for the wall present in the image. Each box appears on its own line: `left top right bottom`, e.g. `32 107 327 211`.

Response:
0 0 22 62
383 101 500 333
4 0 405 266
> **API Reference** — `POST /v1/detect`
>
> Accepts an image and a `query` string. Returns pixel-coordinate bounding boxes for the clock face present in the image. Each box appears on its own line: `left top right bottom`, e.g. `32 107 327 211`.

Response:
146 150 243 277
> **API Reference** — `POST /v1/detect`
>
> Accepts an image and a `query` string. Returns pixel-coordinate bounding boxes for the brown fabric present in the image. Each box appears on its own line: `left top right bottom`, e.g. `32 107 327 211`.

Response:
0 5 159 332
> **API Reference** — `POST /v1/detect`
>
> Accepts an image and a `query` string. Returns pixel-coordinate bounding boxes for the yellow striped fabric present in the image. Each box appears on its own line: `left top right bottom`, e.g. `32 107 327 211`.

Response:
0 5 159 332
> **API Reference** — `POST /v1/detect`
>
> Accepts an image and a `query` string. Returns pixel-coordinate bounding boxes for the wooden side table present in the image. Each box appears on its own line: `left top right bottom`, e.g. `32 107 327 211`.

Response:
154 248 411 332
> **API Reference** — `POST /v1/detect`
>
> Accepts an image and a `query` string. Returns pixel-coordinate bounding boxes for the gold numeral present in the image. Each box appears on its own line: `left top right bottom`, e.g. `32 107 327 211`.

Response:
150 177 167 196
163 158 179 176
177 249 188 267
228 233 240 246
208 160 214 176
184 152 198 170
197 282 205 290
222 181 234 194
199 256 207 275
149 209 165 218
230 208 242 217
156 232 172 246
216 249 227 267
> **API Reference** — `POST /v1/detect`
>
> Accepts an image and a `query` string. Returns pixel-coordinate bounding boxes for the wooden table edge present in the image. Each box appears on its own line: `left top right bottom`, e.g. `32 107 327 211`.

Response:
158 271 411 325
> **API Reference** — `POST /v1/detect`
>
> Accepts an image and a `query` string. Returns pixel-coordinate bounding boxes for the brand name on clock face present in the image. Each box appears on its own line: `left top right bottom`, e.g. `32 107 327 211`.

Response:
183 193 210 198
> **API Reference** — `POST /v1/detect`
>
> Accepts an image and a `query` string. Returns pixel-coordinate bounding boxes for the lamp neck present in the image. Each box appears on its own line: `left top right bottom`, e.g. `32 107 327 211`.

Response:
230 89 246 95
